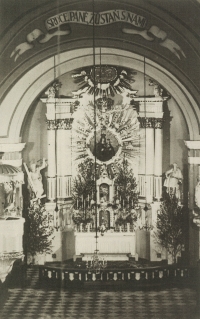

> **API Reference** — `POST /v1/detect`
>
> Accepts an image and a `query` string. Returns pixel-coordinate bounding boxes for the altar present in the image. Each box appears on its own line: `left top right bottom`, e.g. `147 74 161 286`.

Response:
42 79 169 264
66 230 136 261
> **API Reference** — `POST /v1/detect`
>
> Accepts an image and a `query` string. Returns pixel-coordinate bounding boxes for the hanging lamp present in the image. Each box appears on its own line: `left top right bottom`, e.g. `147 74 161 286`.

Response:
86 0 107 273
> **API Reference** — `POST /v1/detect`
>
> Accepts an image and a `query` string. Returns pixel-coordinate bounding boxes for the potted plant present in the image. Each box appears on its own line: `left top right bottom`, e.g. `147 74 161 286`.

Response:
155 194 187 264
27 202 54 265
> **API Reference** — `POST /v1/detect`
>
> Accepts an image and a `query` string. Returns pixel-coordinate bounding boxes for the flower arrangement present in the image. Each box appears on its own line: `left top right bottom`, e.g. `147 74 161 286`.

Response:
115 208 138 227
72 208 94 226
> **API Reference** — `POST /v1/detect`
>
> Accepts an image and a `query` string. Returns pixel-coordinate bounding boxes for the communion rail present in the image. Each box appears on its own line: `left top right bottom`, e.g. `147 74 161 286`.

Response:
39 265 196 288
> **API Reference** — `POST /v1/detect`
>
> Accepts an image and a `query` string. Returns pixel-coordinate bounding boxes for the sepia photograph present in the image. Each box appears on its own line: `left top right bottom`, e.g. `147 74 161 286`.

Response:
0 0 200 318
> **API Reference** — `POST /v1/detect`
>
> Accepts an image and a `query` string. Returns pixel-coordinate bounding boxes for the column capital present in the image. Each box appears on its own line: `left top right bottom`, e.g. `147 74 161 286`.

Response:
138 117 164 129
46 118 74 130
184 140 200 150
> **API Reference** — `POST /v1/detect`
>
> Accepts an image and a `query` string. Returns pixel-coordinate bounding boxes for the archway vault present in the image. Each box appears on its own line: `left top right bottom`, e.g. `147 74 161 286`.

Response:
0 47 199 143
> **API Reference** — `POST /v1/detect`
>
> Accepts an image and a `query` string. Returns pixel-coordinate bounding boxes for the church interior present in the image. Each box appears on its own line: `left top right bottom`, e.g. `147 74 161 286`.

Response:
0 0 200 318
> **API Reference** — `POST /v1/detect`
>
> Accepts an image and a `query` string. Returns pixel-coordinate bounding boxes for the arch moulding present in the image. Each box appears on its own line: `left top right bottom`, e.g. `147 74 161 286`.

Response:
0 47 199 144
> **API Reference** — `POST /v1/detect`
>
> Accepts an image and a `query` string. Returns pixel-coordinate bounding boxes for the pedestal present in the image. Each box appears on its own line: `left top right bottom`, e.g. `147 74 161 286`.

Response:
0 217 24 282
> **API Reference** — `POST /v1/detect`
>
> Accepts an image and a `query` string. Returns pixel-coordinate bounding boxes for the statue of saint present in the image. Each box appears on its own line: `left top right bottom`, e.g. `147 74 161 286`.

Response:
164 163 183 199
4 182 14 211
28 158 47 200
45 86 56 98
154 84 163 97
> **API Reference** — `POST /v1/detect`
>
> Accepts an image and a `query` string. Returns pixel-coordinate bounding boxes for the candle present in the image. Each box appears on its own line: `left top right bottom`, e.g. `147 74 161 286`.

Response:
54 210 56 226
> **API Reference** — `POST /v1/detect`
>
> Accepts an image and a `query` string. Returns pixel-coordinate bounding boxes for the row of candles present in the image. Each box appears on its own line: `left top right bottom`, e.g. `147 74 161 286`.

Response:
75 195 137 210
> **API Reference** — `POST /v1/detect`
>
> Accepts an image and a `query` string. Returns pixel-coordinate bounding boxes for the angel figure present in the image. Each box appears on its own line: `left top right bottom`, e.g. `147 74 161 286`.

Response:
24 158 47 201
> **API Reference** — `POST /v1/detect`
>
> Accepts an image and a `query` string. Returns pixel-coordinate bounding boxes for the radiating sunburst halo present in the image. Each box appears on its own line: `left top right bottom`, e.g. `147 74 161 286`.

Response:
71 93 142 177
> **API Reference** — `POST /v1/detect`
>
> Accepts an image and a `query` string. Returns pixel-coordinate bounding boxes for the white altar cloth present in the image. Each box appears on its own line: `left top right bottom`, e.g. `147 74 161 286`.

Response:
74 231 136 260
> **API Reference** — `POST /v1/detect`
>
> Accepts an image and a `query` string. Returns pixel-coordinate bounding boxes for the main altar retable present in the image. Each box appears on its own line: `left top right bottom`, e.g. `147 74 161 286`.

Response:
41 75 168 263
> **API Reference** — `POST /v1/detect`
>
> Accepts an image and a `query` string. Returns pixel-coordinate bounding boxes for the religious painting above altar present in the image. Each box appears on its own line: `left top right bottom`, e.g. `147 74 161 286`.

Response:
72 94 141 174
71 65 142 176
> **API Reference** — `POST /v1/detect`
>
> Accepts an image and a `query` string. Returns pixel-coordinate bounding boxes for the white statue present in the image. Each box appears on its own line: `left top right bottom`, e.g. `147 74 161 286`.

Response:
45 85 56 98
45 82 60 99
25 158 47 200
164 163 183 199
4 182 14 211
154 84 163 97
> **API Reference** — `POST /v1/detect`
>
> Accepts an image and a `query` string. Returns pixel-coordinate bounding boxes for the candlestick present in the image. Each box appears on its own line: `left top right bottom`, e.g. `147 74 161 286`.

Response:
54 210 56 226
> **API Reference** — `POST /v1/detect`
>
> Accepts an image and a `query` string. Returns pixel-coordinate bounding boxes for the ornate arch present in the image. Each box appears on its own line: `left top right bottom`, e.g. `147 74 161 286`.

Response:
0 47 199 143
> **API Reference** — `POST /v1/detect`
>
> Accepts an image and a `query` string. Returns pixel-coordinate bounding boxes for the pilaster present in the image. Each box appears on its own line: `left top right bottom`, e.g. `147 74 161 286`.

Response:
184 140 200 265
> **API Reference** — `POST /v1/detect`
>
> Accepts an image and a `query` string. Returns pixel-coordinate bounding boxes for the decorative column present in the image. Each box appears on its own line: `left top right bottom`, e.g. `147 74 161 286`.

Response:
45 97 57 201
41 97 74 201
56 117 73 199
184 141 200 265
138 117 154 202
154 118 164 200
135 96 165 202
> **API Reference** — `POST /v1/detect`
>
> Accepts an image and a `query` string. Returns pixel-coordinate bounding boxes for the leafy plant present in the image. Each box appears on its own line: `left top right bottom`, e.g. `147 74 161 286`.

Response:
72 207 94 226
72 158 96 205
114 157 138 207
155 195 186 264
27 202 54 259
115 215 126 226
